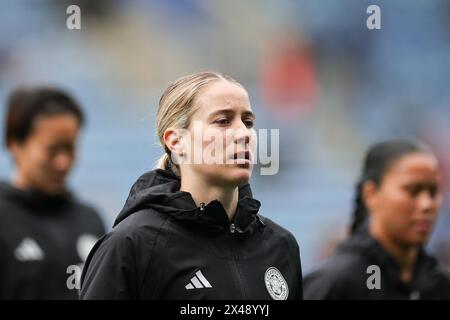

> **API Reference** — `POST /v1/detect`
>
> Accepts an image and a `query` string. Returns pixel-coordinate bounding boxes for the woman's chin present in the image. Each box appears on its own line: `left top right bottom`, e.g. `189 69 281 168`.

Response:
225 166 252 185
197 164 253 187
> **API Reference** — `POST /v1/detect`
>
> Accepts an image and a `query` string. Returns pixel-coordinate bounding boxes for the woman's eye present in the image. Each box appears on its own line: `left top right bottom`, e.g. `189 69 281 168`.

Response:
428 185 439 198
243 119 254 128
405 186 421 197
214 118 230 126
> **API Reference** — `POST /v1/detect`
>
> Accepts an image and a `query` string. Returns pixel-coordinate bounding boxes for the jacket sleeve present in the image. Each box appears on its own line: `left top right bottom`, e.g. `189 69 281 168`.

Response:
79 229 139 299
87 206 107 237
303 259 355 300
303 267 336 300
285 232 303 300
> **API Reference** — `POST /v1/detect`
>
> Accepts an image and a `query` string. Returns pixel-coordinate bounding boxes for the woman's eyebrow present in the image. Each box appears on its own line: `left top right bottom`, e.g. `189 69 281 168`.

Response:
208 108 255 120
242 110 256 119
209 108 234 117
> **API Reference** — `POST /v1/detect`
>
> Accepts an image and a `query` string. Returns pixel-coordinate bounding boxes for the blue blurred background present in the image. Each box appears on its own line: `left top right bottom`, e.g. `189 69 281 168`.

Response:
1 0 450 273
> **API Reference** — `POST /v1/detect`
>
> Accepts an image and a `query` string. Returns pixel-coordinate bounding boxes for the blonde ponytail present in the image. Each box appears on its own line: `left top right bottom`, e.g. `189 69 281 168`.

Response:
156 153 170 170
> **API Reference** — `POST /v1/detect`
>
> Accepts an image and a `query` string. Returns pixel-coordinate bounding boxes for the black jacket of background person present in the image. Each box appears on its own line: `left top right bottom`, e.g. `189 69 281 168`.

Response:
304 229 450 300
0 181 105 299
80 169 302 300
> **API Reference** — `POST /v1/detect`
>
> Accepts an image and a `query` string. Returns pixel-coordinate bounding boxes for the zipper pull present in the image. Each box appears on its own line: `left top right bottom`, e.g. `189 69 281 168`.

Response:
199 202 206 212
230 223 243 234
256 215 266 232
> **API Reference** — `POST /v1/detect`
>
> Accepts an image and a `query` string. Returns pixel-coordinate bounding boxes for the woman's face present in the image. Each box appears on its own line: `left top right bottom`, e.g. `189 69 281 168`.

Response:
10 114 80 194
367 153 442 247
181 80 256 187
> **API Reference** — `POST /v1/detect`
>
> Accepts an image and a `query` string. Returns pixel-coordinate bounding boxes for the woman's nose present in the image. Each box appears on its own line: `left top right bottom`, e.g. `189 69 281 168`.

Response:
418 191 434 214
54 152 74 172
233 124 251 145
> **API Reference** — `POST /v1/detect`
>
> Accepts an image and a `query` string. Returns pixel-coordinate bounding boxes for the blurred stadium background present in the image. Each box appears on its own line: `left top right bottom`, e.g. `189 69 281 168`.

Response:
1 0 450 273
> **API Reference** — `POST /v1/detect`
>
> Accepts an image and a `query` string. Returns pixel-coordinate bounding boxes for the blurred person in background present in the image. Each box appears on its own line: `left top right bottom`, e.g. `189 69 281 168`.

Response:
0 87 105 299
80 71 302 300
304 139 450 299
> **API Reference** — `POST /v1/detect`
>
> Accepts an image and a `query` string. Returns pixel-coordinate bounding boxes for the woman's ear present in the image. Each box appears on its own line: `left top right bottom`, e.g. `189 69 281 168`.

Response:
362 180 378 215
163 128 183 156
8 140 22 162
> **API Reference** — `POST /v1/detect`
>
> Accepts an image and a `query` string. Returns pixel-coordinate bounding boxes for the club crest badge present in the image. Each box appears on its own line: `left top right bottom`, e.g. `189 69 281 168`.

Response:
264 267 289 300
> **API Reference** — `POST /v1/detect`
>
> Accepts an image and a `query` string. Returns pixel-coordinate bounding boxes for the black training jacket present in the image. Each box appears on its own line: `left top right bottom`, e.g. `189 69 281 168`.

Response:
80 169 302 300
0 182 105 299
304 230 450 300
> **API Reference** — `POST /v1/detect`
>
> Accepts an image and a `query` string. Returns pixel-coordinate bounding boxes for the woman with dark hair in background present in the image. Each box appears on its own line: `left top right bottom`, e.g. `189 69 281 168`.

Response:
0 87 105 299
304 139 450 299
80 71 302 300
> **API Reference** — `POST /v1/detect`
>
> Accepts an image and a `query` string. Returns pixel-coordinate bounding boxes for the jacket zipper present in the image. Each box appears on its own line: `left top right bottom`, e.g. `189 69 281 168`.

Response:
229 242 245 299
199 202 250 298
228 223 245 298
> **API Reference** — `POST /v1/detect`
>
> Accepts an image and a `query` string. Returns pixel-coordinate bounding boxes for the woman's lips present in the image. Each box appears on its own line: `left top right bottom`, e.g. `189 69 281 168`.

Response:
231 151 251 165
414 220 433 233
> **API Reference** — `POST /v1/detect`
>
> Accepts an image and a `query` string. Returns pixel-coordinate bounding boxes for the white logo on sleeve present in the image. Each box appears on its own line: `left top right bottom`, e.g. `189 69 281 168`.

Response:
14 238 45 261
264 267 289 300
185 270 212 290
76 234 98 262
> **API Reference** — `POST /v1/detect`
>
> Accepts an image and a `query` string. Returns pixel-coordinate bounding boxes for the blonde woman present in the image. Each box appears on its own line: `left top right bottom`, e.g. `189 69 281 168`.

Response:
80 71 302 300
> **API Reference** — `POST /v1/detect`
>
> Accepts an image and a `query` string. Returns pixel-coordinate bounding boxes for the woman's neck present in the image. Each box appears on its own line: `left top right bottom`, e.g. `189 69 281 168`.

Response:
370 223 419 284
180 174 239 221
13 171 28 190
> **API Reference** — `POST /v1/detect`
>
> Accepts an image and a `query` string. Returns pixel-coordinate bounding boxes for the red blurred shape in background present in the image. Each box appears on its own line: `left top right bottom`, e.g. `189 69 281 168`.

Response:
262 32 318 122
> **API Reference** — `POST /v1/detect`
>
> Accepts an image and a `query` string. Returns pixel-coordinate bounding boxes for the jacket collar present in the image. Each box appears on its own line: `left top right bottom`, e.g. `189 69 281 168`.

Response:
114 169 263 236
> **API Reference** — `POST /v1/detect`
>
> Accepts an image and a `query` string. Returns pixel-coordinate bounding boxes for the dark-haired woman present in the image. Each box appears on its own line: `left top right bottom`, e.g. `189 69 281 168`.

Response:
0 87 105 299
304 139 450 299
